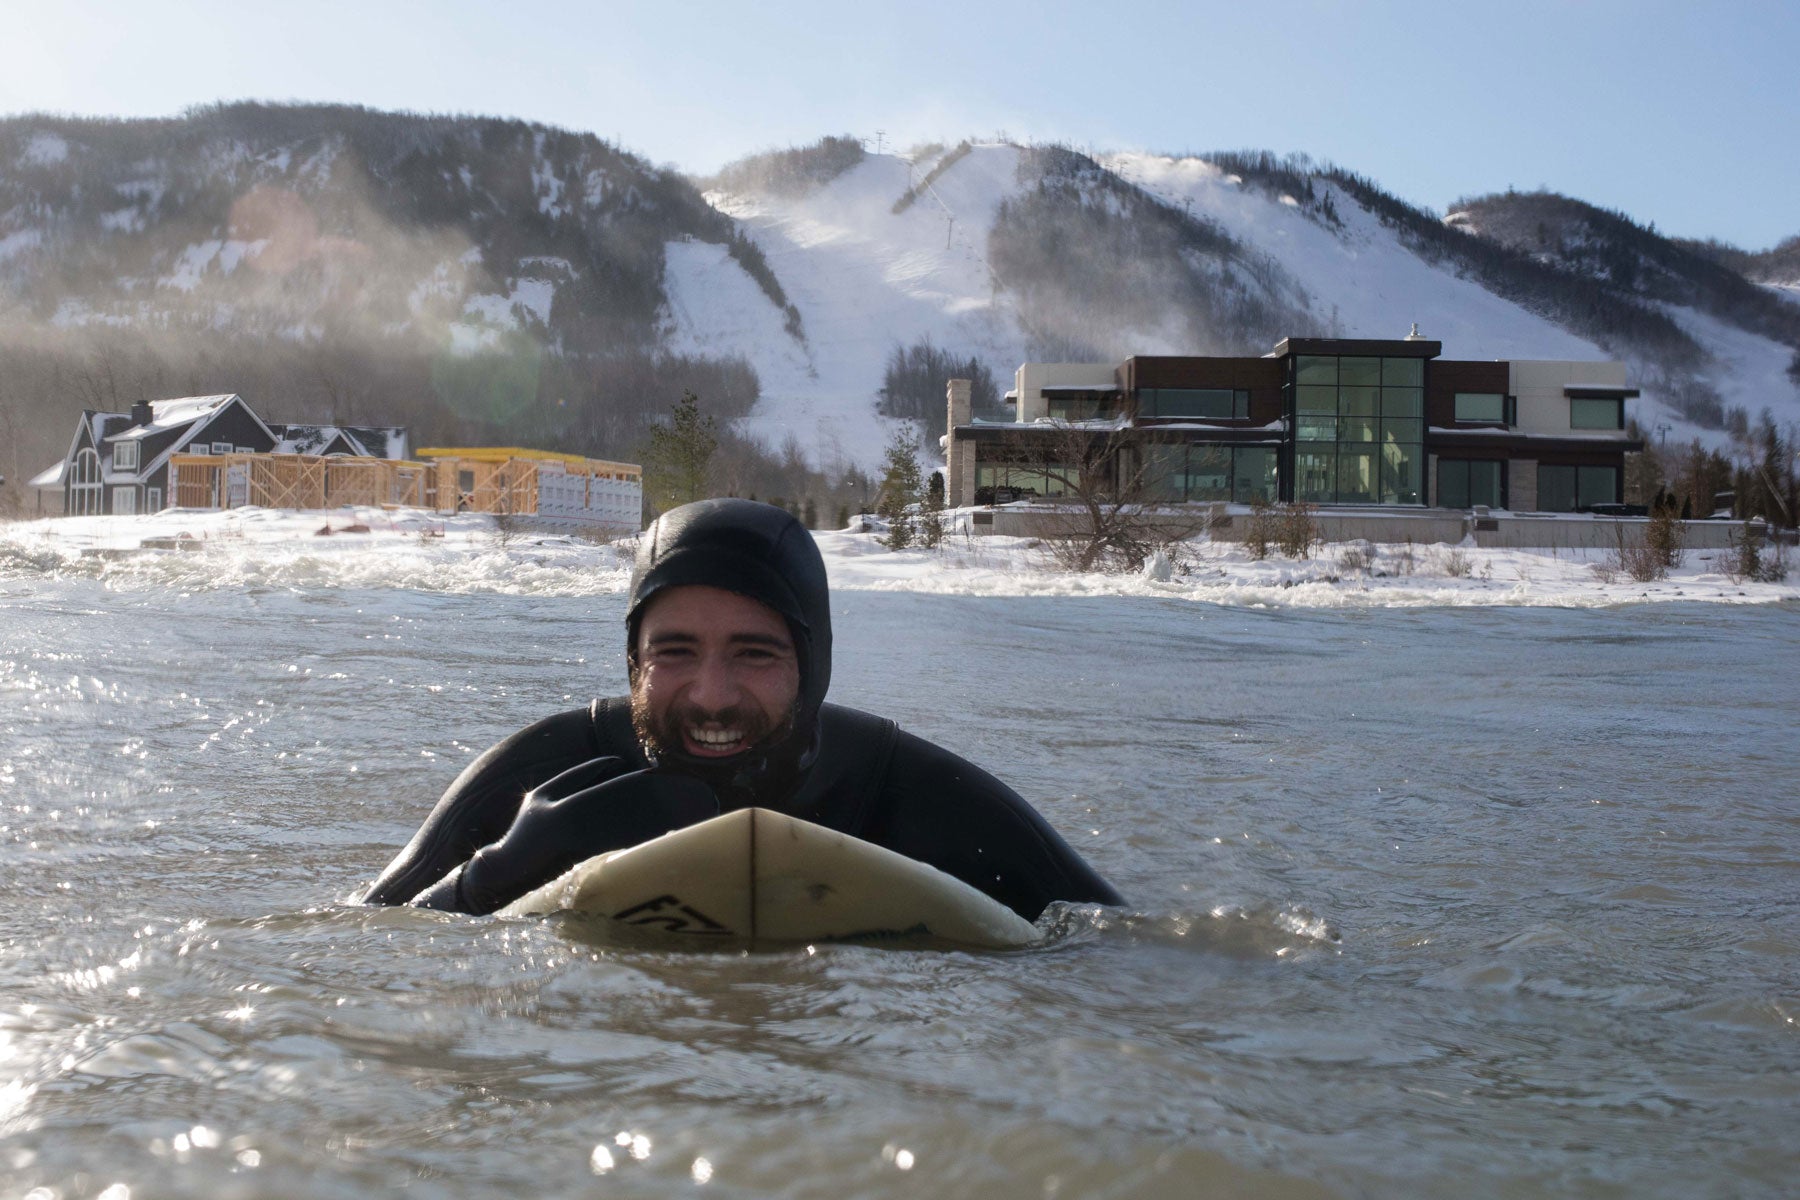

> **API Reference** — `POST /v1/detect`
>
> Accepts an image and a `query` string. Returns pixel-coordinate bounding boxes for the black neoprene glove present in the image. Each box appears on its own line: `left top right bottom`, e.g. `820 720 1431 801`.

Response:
413 757 719 914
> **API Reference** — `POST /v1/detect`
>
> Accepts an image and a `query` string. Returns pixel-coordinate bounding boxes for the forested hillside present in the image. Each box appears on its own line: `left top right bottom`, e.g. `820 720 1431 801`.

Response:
0 103 765 501
3 103 1797 518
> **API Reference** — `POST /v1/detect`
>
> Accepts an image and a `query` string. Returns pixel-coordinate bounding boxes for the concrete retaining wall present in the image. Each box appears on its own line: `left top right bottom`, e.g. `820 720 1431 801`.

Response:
954 502 1775 550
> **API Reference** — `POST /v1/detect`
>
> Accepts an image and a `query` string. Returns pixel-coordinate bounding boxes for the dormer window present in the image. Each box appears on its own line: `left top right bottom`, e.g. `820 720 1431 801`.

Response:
113 441 140 471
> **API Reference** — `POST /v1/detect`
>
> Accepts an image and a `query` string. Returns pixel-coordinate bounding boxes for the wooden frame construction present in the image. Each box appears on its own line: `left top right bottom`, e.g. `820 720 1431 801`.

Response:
168 453 429 511
416 447 642 533
163 446 642 534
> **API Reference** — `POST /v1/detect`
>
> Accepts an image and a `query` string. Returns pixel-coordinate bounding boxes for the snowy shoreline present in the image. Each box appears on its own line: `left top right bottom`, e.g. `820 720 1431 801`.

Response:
2 506 1794 608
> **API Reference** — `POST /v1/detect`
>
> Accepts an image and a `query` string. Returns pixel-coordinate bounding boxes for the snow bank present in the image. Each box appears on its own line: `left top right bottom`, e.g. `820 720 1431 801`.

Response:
3 508 1793 608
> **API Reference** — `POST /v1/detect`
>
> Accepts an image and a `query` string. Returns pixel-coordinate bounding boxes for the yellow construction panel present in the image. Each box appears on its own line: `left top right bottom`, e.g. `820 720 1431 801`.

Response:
417 446 640 476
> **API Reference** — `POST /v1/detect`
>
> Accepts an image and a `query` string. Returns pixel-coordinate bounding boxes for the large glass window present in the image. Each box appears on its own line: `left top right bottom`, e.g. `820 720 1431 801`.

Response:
1380 443 1423 505
1296 414 1338 442
1296 356 1337 385
1139 444 1267 502
1296 385 1338 412
1381 418 1423 445
1233 447 1278 504
1538 465 1575 512
1285 353 1427 504
1537 464 1618 511
1139 388 1248 420
1337 450 1377 504
1578 465 1618 505
1296 446 1336 503
1381 387 1423 417
1141 445 1188 501
1438 459 1502 509
1454 393 1506 423
1046 395 1119 421
1382 357 1423 386
1183 450 1232 501
1569 397 1623 430
976 461 1078 497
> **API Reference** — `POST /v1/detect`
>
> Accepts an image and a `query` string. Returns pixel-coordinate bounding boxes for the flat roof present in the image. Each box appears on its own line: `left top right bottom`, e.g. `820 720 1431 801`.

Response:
1272 337 1442 359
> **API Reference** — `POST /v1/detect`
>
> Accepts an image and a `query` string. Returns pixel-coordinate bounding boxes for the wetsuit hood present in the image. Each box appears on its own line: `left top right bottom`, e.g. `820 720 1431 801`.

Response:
626 499 832 804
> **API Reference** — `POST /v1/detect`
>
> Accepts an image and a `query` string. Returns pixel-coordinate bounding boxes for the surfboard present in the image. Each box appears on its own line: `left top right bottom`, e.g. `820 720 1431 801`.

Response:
497 807 1040 948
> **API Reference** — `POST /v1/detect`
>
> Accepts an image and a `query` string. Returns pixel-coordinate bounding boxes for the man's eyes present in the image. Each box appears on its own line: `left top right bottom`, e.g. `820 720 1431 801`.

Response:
646 644 788 663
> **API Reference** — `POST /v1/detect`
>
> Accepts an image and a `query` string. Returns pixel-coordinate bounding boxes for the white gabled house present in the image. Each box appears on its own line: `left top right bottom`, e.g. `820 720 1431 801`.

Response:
29 394 408 516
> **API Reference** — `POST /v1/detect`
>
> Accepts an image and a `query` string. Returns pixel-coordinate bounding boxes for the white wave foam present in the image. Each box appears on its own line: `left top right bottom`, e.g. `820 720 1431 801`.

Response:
3 508 1795 607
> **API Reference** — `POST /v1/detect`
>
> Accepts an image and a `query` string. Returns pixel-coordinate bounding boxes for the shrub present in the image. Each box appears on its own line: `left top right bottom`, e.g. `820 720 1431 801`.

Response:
1276 502 1319 559
1728 530 1790 583
1607 520 1671 582
1440 548 1473 578
1244 501 1275 560
1646 501 1685 569
1336 540 1375 574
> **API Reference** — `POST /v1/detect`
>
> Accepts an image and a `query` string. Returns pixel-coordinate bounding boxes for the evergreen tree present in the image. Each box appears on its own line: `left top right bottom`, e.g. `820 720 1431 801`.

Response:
877 430 922 549
919 470 946 548
641 390 718 512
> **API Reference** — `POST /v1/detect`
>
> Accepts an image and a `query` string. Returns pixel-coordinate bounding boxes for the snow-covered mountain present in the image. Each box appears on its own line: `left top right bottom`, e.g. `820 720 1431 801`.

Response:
3 104 1796 497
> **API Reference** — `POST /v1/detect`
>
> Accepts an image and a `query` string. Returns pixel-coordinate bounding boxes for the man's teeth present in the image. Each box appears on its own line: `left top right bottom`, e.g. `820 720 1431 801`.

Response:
690 728 743 747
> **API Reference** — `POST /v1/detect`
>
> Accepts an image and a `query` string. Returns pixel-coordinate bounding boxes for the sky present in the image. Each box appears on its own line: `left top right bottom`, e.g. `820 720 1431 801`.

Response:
3 0 1796 251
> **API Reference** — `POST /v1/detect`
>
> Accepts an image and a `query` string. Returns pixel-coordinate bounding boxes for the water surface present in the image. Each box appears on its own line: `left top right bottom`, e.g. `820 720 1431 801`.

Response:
2 577 1796 1198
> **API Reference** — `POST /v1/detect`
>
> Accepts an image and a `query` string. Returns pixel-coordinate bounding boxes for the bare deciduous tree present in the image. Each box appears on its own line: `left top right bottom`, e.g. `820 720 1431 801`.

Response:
995 422 1214 572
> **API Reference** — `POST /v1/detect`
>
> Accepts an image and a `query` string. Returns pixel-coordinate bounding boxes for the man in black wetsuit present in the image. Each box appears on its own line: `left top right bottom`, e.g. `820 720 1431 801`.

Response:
363 498 1122 920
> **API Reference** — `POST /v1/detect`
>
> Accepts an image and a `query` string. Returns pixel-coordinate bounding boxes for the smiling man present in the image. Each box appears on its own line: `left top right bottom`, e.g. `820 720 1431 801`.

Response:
363 498 1122 919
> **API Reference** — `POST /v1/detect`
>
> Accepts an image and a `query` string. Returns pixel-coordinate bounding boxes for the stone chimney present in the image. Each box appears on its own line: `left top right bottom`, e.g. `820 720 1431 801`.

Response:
130 399 155 427
945 378 972 508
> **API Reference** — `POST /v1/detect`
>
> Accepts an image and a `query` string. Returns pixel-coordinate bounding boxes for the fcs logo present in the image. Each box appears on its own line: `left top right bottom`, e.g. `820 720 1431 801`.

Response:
613 894 732 935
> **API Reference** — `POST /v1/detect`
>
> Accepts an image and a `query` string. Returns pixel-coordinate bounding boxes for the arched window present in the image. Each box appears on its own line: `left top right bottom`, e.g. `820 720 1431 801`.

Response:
70 448 103 516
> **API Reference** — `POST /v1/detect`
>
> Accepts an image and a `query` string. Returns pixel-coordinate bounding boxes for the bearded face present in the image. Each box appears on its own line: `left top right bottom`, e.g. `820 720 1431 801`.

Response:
628 585 801 765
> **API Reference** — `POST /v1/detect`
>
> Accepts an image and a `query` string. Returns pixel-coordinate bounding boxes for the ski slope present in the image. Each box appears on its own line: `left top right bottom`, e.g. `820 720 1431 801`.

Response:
663 145 1797 467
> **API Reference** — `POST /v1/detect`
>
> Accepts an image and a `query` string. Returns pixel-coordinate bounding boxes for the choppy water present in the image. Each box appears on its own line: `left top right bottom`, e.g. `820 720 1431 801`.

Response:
1 572 1796 1199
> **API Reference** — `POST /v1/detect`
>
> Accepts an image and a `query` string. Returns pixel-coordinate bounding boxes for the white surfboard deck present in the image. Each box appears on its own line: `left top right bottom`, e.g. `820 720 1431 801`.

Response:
497 807 1039 948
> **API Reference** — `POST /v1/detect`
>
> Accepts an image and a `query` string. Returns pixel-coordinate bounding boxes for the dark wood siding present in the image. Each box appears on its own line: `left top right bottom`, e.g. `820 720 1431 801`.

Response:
1122 356 1284 424
1427 360 1510 426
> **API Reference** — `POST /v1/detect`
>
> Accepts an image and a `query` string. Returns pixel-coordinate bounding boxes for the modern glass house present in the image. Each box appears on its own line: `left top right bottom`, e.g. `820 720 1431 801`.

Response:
944 333 1641 512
